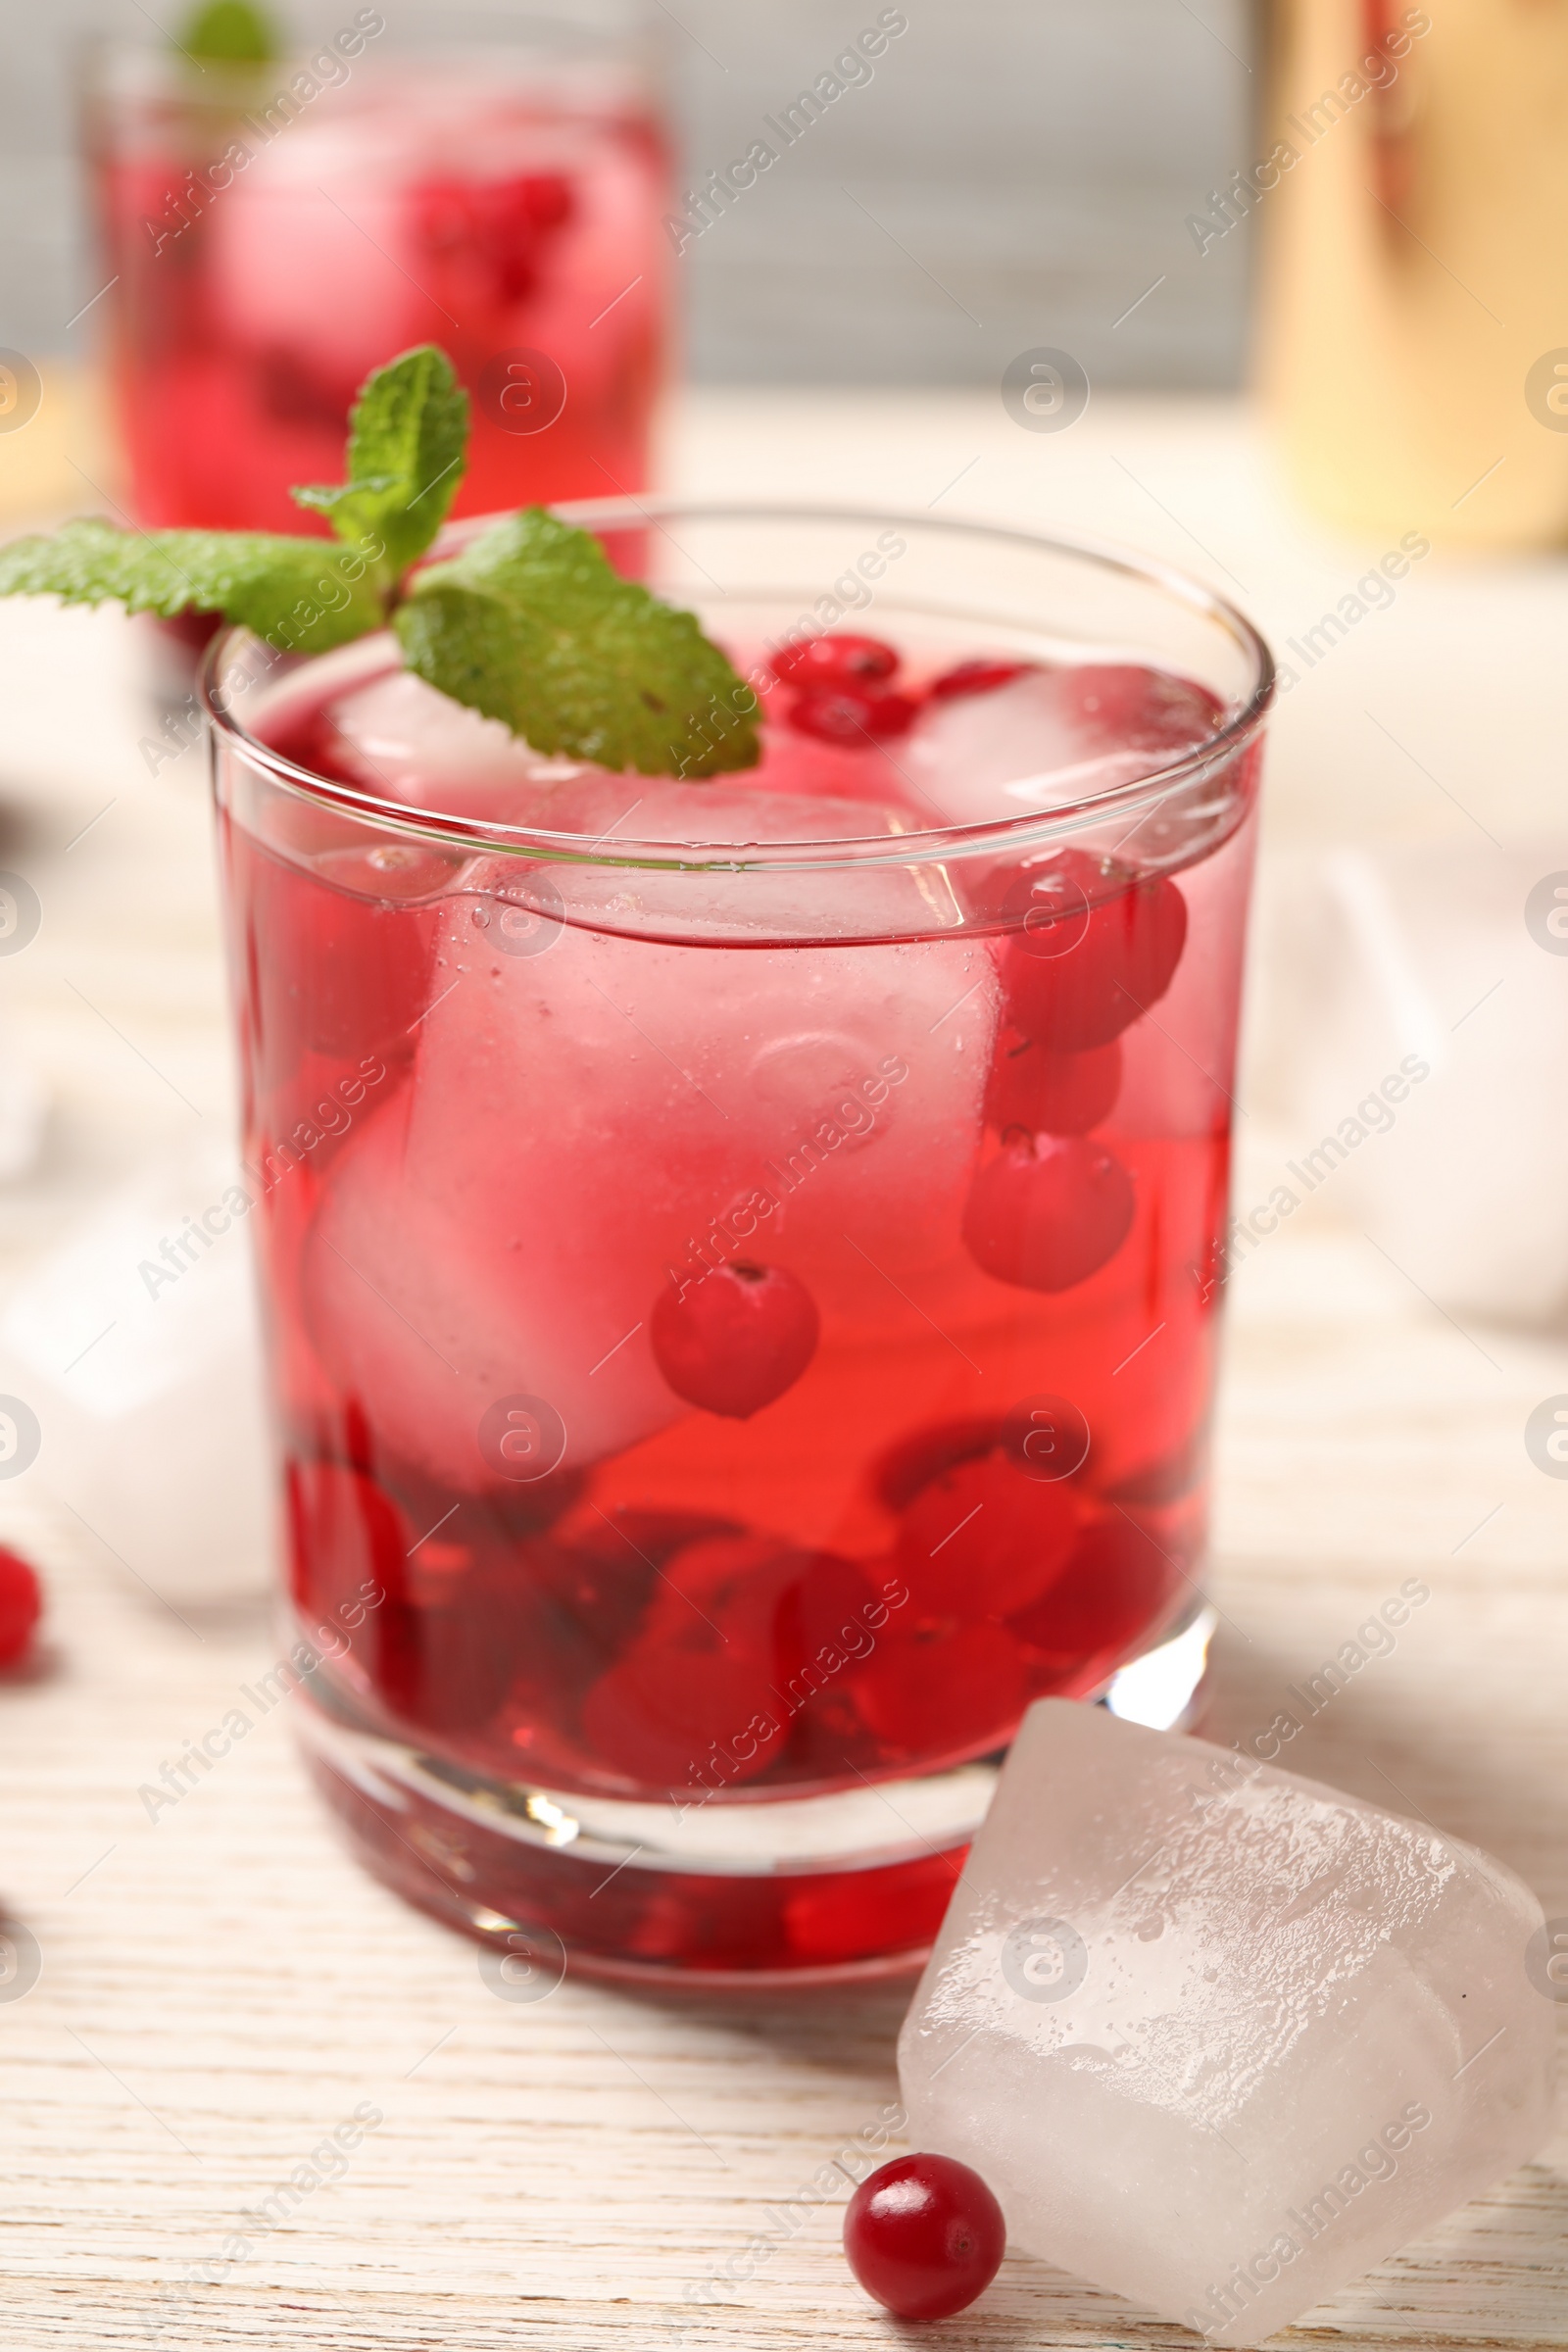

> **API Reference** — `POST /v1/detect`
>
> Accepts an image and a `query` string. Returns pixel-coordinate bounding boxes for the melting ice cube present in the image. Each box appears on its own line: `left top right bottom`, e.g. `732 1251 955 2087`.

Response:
900 1698 1554 2347
0 1147 271 1605
903 665 1221 828
305 891 999 1488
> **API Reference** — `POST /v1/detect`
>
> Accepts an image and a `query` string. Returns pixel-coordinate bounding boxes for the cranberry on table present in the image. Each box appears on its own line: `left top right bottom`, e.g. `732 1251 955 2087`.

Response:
985 1032 1121 1135
770 632 900 687
785 686 919 745
0 1545 41 1666
650 1261 819 1418
1002 850 1188 1053
963 1132 1136 1292
844 2152 1006 2322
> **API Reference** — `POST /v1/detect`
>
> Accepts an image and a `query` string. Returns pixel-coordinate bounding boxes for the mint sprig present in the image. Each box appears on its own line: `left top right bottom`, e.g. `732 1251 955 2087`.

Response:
291 343 468 583
0 517 383 653
180 0 277 63
0 343 760 777
396 509 760 779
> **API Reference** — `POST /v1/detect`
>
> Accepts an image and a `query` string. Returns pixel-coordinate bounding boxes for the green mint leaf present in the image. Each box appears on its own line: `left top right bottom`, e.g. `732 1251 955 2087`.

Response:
291 346 469 579
179 0 278 62
394 507 760 778
0 518 384 655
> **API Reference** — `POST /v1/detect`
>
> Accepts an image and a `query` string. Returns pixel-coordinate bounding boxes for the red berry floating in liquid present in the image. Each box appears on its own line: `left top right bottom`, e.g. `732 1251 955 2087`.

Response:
962 1132 1135 1292
770 632 899 688
897 1451 1079 1616
786 686 918 745
1002 849 1188 1052
985 1032 1121 1135
843 2152 1006 2322
928 656 1036 700
650 1261 819 1418
0 1545 41 1665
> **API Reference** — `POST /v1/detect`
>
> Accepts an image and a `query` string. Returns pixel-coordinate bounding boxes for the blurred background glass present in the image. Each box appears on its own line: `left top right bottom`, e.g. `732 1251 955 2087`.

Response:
83 8 672 530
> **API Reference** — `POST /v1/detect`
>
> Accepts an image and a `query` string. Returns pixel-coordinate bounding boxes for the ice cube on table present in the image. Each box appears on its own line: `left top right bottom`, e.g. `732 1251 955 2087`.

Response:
0 1148 271 1605
305 893 999 1490
900 1698 1555 2349
1248 841 1568 1324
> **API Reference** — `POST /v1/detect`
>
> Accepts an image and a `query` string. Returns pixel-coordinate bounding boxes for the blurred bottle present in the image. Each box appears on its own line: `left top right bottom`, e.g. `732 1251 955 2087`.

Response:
1257 0 1568 547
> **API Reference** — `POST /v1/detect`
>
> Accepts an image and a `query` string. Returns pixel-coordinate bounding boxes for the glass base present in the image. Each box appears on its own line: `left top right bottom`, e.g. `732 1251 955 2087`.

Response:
299 1604 1217 1989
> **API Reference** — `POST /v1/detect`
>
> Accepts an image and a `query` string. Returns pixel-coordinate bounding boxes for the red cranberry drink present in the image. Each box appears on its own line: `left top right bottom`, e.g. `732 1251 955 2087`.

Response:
0 362 1270 1981
87 34 668 530
218 542 1267 1982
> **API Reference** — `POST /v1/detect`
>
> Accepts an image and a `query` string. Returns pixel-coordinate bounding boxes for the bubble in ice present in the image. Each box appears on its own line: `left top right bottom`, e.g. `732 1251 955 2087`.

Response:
900 1699 1556 2349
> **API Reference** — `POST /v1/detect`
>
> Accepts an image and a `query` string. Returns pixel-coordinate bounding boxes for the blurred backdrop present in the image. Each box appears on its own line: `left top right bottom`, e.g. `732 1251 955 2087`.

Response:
0 0 1255 388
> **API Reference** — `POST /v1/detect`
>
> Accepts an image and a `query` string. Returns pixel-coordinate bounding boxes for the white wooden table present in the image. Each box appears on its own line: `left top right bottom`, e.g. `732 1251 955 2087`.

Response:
0 389 1562 2348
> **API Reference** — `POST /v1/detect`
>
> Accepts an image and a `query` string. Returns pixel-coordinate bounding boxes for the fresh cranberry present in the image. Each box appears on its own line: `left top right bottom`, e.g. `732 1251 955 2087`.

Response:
872 1417 1007 1513
0 1546 41 1665
645 1533 876 1691
853 1618 1027 1757
962 1133 1135 1292
786 687 919 745
581 1627 781 1788
1001 851 1188 1052
287 1458 410 1624
985 1033 1121 1135
897 1453 1079 1617
928 657 1035 700
770 633 900 688
844 2153 1005 2321
650 1262 819 1418
1058 662 1223 758
1007 1513 1176 1661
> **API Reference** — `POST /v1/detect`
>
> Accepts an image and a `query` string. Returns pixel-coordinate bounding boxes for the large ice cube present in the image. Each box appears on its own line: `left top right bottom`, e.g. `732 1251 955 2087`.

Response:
904 665 1221 827
901 1699 1554 2348
305 894 999 1488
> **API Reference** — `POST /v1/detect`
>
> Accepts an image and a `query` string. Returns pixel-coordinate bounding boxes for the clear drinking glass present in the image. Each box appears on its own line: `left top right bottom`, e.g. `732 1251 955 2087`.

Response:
84 13 671 533
204 503 1272 1985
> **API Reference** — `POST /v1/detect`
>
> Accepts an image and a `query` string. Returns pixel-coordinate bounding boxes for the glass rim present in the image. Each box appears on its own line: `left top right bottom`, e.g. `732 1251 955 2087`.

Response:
199 497 1276 876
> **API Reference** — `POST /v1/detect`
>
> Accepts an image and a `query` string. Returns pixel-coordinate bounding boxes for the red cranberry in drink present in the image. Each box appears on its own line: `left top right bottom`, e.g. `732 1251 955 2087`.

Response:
650 1262 819 1417
854 1617 1027 1757
770 632 900 688
844 2152 1006 2321
897 1452 1079 1616
1008 1512 1177 1663
985 1032 1121 1135
872 1417 1008 1513
786 686 919 745
928 656 1035 700
963 1132 1135 1292
0 1546 41 1665
1002 851 1188 1052
581 1626 781 1788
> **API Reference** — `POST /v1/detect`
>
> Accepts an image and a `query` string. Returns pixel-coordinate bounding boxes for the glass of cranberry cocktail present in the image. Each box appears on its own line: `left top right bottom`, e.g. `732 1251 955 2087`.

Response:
205 503 1272 1984
86 20 670 533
